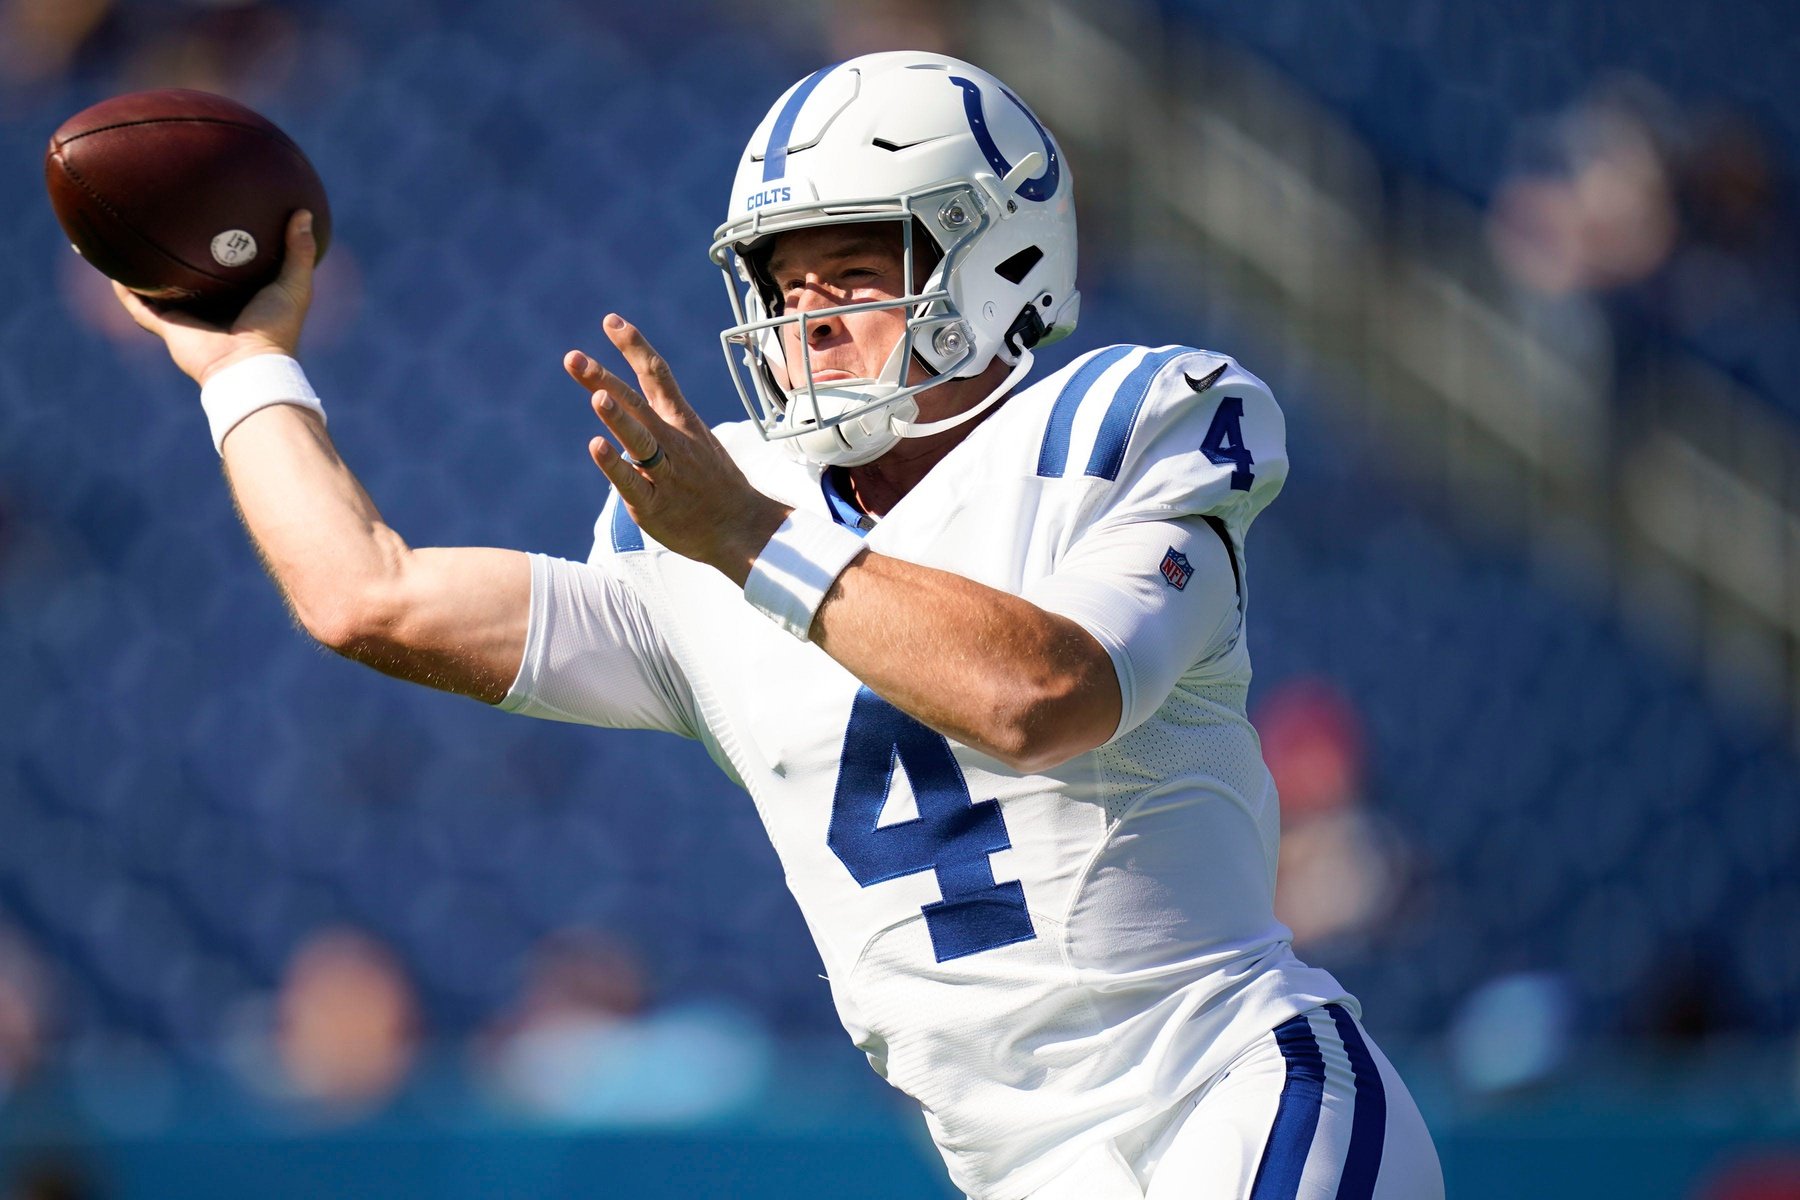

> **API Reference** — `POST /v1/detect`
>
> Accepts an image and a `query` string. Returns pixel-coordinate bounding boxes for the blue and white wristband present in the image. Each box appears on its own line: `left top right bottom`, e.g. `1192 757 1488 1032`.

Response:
743 511 868 640
199 353 325 454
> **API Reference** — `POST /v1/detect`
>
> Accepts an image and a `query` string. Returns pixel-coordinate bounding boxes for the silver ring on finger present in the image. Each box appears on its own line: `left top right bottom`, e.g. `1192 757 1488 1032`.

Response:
625 443 666 471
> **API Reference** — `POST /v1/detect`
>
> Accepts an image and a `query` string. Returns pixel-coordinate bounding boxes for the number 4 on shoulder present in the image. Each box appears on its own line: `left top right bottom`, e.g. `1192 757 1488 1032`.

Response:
1200 396 1255 491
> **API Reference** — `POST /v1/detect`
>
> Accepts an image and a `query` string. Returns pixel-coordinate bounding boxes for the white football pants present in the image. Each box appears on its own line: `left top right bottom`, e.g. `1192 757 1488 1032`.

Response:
1015 1004 1444 1200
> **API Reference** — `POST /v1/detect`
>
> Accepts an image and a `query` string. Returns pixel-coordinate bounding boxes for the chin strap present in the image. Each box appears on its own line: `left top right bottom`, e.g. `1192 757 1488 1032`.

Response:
888 350 1035 440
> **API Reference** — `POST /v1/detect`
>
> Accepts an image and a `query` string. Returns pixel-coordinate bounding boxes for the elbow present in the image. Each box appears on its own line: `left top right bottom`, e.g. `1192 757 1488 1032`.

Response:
293 581 405 661
991 727 1102 776
988 740 1078 776
982 668 1120 774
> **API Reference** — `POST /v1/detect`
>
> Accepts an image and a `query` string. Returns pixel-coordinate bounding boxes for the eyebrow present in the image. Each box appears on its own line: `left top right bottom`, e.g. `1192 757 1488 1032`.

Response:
766 235 899 280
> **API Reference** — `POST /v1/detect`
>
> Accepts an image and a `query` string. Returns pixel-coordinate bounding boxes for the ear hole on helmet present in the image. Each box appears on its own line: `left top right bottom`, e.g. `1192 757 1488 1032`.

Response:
1004 304 1047 355
995 246 1043 285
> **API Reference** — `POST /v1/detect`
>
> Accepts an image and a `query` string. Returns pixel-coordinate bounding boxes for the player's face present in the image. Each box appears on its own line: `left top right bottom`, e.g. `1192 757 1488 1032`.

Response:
765 224 915 390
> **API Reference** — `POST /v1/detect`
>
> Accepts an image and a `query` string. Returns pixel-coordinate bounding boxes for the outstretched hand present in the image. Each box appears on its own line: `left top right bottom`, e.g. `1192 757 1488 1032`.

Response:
565 315 788 585
114 209 317 386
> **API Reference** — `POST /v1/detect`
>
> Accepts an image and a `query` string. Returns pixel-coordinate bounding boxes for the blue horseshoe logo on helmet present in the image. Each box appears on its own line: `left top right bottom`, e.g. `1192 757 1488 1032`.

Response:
949 76 1061 203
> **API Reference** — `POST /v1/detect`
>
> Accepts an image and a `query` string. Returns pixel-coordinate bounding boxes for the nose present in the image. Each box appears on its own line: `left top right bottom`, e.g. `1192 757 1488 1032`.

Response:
788 278 845 344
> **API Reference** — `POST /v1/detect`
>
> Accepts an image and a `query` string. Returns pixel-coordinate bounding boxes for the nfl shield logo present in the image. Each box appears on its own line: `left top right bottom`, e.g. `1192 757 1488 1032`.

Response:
1160 547 1193 590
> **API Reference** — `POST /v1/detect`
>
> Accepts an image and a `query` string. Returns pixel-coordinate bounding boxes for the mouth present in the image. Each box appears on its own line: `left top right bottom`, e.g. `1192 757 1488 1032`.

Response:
809 369 859 384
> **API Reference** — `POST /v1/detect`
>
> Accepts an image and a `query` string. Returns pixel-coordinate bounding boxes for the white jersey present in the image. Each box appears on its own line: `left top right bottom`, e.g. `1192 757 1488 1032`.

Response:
501 344 1353 1199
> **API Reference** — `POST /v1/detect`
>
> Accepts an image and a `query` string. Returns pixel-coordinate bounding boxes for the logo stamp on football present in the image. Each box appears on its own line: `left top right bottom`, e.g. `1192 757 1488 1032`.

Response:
210 229 257 267
1160 547 1192 590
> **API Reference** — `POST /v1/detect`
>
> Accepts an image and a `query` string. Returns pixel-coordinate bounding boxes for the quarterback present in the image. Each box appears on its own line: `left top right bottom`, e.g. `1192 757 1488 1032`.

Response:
115 51 1443 1200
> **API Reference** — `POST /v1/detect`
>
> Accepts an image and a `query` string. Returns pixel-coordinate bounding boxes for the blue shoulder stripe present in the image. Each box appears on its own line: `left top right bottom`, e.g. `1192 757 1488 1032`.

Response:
763 64 838 182
1035 345 1133 478
1083 345 1194 481
609 496 645 553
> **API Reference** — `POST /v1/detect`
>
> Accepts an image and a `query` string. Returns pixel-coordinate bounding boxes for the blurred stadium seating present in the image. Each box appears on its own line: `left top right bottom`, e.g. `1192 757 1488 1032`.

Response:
1157 0 1800 416
1 0 1797 1196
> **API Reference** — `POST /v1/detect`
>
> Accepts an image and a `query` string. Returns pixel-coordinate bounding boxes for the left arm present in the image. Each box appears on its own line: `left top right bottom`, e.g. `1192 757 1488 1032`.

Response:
810 508 1242 770
809 552 1120 773
562 317 1130 771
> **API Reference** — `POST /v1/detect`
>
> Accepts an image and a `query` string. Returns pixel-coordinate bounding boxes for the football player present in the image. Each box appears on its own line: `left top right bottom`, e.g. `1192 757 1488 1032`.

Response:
114 50 1443 1200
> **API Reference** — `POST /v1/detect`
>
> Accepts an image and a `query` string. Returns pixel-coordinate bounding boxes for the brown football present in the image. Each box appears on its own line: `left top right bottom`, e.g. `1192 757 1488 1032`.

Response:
45 88 331 322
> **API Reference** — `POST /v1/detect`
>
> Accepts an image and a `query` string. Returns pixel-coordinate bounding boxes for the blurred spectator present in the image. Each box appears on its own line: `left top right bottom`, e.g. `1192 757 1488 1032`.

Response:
1489 76 1800 414
1488 78 1681 297
1631 940 1745 1048
1 0 304 94
821 0 961 58
1692 1152 1800 1200
2 1155 104 1200
225 926 418 1120
729 0 963 59
116 1 304 103
276 927 418 1113
0 0 112 85
477 928 770 1126
1257 677 1406 951
480 927 648 1063
1447 971 1576 1094
0 926 50 1105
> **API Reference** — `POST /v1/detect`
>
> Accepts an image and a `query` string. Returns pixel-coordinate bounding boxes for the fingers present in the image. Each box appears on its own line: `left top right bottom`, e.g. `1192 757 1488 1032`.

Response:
564 348 648 414
566 348 666 454
111 280 222 337
273 209 317 304
602 314 696 423
590 382 665 468
565 317 702 504
588 434 654 509
566 349 666 480
233 208 315 334
112 280 161 334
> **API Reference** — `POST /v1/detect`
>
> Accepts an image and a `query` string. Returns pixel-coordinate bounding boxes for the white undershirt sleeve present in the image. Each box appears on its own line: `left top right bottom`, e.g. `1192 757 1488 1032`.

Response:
1023 513 1242 741
499 553 700 738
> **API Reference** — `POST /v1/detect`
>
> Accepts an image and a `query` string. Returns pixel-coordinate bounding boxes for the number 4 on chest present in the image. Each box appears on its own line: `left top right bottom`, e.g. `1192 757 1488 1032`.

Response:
828 687 1037 961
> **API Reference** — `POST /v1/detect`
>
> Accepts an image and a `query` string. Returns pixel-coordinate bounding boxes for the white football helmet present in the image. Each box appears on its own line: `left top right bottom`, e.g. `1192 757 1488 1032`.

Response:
710 51 1080 467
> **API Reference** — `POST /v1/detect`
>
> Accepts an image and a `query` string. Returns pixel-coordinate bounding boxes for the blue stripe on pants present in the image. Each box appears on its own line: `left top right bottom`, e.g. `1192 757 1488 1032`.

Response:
1326 1004 1387 1200
1249 1013 1327 1200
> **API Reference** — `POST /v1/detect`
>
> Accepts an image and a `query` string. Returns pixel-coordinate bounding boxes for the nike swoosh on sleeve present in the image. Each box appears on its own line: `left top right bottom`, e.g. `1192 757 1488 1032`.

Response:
1183 363 1228 393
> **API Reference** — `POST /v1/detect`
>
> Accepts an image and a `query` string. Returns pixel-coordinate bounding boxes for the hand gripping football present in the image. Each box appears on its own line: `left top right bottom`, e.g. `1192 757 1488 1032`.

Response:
45 88 332 321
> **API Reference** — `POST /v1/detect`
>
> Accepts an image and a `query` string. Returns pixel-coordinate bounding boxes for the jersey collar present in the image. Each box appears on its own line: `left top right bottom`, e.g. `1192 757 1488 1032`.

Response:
820 467 877 536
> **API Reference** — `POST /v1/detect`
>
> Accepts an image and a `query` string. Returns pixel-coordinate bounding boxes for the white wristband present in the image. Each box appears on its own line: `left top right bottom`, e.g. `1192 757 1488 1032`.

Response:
199 354 325 454
743 511 868 640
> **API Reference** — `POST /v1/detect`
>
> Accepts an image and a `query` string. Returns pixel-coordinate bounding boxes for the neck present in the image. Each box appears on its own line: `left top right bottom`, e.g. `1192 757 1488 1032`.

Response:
842 360 1015 516
840 421 975 516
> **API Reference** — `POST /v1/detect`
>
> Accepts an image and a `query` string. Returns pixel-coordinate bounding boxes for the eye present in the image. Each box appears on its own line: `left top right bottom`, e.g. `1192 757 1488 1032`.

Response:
840 266 892 291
